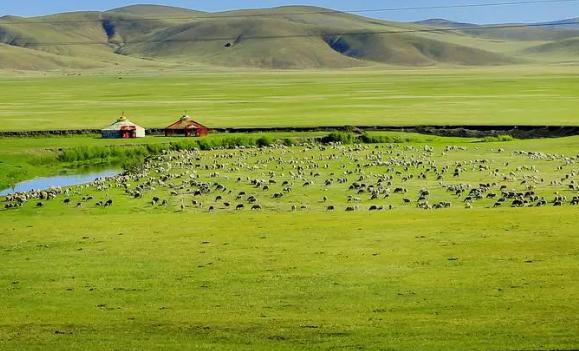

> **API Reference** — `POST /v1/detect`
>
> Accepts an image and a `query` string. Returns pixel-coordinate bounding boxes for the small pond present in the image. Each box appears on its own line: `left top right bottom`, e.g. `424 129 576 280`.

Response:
0 168 121 196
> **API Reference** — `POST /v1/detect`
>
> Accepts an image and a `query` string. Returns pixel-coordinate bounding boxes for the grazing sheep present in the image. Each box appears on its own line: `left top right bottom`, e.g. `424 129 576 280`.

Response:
511 199 525 207
21 139 575 216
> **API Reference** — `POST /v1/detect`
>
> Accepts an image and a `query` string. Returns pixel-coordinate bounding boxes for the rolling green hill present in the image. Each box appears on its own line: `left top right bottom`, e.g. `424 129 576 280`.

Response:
0 4 577 70
106 4 206 17
523 37 579 57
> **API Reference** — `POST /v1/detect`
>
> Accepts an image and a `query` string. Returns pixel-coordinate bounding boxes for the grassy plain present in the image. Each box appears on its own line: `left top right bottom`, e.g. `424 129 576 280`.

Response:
1 6 578 348
1 67 579 130
0 207 578 350
1 134 578 350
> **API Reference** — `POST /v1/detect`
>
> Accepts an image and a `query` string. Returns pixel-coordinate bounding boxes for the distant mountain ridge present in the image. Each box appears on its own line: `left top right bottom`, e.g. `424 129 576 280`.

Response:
0 4 578 70
414 19 479 28
106 4 207 17
538 17 579 29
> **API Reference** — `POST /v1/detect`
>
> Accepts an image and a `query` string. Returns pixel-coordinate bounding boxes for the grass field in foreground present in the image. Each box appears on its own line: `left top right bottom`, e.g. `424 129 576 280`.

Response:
0 209 577 350
1 67 579 130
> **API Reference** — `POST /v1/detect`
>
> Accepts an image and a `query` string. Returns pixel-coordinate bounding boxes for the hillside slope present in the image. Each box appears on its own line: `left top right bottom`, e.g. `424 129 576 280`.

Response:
523 37 579 57
0 43 101 70
106 4 206 17
0 5 577 70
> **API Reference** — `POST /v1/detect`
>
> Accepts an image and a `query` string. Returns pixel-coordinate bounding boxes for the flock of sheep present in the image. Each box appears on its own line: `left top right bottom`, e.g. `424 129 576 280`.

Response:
3 142 578 212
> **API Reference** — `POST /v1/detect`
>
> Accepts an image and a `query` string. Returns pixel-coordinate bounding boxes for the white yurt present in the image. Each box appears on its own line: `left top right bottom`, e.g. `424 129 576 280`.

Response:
101 115 146 139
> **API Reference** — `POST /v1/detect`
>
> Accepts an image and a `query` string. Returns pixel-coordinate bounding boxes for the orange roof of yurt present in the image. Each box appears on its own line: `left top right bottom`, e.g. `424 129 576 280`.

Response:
165 115 207 130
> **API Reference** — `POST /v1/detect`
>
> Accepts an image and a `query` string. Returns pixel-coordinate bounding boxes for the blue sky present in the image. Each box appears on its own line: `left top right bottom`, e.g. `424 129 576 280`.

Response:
1 0 578 23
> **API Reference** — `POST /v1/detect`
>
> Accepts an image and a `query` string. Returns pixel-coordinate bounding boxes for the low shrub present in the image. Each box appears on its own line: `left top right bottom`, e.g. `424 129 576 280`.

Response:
282 138 295 146
481 135 515 142
256 135 274 148
359 134 410 144
320 132 357 144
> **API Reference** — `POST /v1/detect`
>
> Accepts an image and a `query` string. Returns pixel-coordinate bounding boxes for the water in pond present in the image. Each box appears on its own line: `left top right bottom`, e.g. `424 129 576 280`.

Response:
0 168 121 196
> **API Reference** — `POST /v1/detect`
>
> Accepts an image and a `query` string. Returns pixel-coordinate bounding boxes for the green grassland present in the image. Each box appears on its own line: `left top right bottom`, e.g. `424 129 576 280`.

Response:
0 209 577 351
1 5 578 130
1 7 579 346
3 132 577 215
1 67 579 131
1 6 578 349
0 134 578 350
